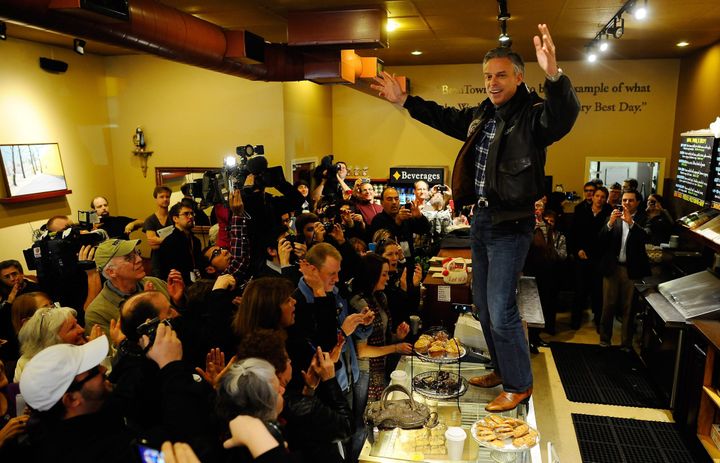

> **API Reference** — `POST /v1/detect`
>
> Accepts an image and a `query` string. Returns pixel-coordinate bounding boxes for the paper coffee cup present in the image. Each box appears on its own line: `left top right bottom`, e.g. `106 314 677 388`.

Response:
409 315 421 334
445 426 466 461
390 370 407 386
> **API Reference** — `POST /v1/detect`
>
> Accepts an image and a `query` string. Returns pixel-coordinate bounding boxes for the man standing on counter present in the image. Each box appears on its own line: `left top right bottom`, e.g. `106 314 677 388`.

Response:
371 24 580 411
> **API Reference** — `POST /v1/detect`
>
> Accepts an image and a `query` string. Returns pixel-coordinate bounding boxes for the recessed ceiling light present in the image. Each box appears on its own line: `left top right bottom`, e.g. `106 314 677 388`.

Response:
676 41 690 47
411 50 423 56
386 19 399 32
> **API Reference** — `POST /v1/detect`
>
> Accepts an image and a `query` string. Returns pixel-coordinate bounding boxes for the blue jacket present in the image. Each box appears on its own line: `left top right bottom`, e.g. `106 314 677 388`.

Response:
296 278 372 392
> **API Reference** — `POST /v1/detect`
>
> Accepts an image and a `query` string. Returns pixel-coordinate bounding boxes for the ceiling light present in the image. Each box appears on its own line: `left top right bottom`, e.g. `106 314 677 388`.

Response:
633 0 648 20
498 20 511 46
410 50 422 56
587 52 597 63
0 21 6 41
599 39 609 52
386 19 399 32
73 38 85 55
676 41 689 47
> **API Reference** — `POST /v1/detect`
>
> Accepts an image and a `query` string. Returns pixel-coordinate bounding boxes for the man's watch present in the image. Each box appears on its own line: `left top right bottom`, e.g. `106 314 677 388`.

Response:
546 68 563 82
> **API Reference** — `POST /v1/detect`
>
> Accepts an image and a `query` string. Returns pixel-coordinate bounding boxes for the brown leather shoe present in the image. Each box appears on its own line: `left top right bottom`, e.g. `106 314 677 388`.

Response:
468 371 503 388
485 388 533 412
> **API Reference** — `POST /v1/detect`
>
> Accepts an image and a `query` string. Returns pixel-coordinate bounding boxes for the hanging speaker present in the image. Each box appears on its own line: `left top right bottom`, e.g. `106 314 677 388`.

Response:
39 57 69 73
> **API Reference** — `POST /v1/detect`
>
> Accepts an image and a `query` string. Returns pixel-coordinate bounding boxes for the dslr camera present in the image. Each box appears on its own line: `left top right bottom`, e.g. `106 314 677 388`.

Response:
136 317 172 351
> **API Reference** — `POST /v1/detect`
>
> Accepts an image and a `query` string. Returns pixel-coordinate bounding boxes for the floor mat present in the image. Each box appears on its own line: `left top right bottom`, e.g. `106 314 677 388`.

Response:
550 342 667 408
572 414 699 463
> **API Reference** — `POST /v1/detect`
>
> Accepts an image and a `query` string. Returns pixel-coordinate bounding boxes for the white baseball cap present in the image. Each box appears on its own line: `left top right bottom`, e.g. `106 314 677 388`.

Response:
19 335 109 412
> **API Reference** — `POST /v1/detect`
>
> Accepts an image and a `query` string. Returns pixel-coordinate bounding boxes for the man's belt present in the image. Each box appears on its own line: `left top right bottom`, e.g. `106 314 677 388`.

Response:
477 197 490 208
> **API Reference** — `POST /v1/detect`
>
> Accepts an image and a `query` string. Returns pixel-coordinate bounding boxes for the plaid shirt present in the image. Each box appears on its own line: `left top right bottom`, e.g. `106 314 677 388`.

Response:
474 117 496 198
222 212 251 282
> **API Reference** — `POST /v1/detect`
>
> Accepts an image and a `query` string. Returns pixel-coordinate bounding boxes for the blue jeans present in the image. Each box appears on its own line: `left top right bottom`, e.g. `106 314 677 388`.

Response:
471 209 533 392
345 369 369 463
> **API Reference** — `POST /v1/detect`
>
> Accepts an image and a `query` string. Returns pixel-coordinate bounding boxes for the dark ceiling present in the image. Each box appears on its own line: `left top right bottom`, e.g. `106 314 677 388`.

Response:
3 0 720 66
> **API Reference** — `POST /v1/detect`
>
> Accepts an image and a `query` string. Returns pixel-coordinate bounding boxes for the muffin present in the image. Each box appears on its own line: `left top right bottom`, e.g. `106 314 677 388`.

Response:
434 331 449 342
418 334 434 343
414 338 431 354
428 344 446 358
445 341 461 357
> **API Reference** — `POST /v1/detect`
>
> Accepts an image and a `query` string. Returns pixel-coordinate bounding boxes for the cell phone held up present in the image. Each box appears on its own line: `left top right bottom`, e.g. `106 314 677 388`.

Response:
615 204 624 213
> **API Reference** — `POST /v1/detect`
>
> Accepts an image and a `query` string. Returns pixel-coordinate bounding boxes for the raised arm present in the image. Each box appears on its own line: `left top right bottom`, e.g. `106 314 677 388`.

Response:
371 71 408 105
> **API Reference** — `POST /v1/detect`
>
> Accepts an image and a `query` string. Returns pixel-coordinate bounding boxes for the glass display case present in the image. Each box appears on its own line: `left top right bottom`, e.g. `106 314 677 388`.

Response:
360 356 541 463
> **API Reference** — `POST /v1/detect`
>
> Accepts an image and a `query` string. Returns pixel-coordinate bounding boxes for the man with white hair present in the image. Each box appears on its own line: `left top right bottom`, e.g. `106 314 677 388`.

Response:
84 239 184 338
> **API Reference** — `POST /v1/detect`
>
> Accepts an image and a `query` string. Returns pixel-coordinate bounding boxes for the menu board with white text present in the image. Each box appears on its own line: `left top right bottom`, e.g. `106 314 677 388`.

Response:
712 139 720 210
673 134 717 207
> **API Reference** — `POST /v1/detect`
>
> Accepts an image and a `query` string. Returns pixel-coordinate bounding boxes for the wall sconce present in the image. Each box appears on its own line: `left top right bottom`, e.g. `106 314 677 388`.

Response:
0 21 7 41
132 127 153 177
73 38 85 55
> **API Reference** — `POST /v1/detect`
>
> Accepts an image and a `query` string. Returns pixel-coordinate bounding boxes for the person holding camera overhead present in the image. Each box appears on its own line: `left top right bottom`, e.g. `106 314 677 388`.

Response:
598 189 650 350
369 187 430 261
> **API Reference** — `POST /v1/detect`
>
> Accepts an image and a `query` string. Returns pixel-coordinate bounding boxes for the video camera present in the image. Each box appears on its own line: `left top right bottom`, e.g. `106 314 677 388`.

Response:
314 155 344 199
202 144 287 206
23 226 107 307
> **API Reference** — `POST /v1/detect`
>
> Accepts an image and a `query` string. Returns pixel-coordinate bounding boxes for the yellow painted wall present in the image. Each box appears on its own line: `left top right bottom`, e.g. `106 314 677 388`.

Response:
104 55 287 223
0 37 115 265
672 41 720 174
282 81 333 170
332 59 679 194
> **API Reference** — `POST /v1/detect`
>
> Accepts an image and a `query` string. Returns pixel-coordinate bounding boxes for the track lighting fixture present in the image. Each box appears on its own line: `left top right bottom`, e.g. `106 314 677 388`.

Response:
73 38 85 55
497 0 511 21
498 20 511 46
495 1 512 47
0 21 6 41
585 0 648 62
606 17 624 39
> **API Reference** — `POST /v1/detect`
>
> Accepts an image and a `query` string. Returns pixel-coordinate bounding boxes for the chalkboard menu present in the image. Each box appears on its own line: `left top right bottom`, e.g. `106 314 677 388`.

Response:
712 140 720 210
673 134 718 207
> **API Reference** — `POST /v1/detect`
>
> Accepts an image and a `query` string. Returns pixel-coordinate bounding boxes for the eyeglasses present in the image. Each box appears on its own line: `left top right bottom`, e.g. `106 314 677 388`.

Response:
210 247 227 260
68 365 103 391
179 211 195 217
122 249 142 263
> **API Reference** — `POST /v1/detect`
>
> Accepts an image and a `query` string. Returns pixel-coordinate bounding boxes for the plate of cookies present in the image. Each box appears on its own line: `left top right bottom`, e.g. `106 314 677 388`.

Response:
470 414 539 452
413 330 466 363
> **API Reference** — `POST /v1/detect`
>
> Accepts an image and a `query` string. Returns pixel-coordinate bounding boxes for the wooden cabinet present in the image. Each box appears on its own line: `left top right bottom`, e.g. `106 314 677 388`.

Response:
692 320 720 461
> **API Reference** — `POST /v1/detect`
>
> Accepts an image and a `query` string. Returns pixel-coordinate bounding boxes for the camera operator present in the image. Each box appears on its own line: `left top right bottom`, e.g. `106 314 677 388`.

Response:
200 190 252 286
90 196 143 240
241 170 298 273
255 226 304 284
311 157 352 205
369 187 431 262
24 217 107 324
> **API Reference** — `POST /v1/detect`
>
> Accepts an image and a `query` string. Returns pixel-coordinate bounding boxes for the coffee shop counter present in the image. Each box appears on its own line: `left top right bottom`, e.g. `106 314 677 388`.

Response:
359 356 541 463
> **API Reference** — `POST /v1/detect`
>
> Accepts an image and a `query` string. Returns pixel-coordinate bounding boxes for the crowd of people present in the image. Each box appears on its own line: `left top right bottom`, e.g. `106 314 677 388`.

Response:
0 23 676 462
0 166 463 463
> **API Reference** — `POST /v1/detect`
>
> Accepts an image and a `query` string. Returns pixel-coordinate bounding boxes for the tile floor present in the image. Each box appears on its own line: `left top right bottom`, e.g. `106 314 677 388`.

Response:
531 310 674 463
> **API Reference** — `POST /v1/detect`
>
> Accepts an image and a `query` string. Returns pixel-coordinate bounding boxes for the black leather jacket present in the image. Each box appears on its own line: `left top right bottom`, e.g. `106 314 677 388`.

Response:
404 75 580 224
